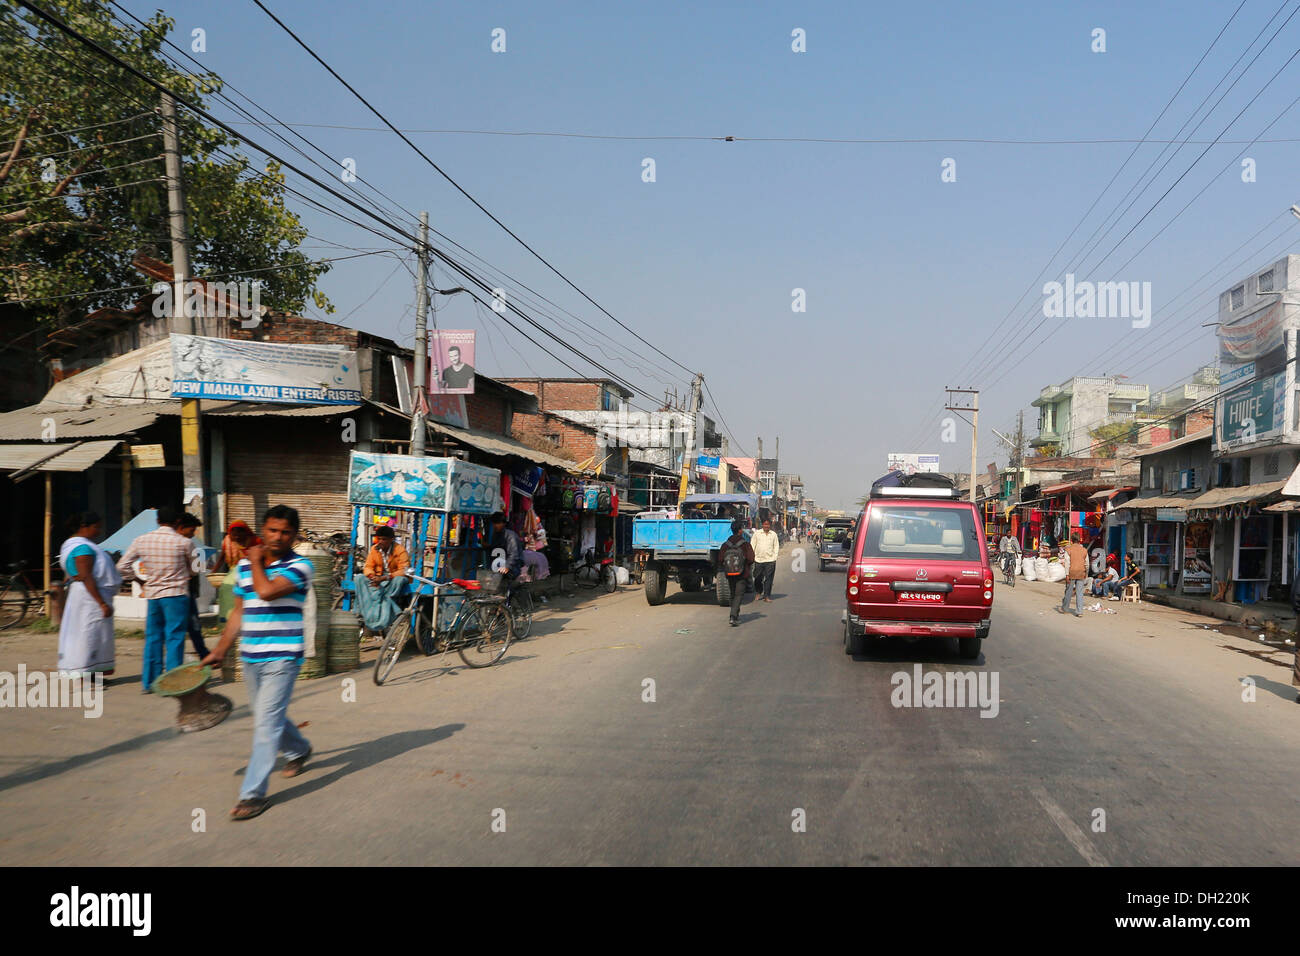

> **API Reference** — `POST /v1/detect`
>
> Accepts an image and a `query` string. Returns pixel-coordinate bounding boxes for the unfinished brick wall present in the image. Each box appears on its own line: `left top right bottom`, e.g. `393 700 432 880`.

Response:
497 379 606 412
511 409 597 462
466 389 508 434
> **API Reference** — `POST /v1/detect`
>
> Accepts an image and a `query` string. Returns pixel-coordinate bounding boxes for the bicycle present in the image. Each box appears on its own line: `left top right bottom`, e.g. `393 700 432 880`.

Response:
0 560 52 630
303 529 366 608
999 550 1017 588
373 571 514 685
572 548 617 593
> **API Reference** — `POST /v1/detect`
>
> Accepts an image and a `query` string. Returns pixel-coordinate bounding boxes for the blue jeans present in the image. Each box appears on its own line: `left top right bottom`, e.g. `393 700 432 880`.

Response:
1061 579 1086 615
240 657 310 801
143 595 190 692
1103 580 1122 598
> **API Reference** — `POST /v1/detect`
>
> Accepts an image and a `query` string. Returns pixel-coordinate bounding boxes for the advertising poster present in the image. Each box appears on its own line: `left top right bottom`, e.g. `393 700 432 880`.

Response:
887 453 940 474
1182 522 1212 594
348 452 501 514
170 334 360 405
430 330 476 394
1215 371 1285 449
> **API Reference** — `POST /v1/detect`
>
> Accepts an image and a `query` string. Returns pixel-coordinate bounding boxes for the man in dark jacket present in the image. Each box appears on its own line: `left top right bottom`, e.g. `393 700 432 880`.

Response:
489 512 524 593
721 518 755 627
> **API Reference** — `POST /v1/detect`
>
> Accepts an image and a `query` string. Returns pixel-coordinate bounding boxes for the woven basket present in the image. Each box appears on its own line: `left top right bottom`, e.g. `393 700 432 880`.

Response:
327 607 361 673
299 551 334 680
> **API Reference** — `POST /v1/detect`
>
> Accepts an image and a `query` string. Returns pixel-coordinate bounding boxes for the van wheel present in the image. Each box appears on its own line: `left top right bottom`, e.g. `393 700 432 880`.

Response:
644 565 666 606
845 620 865 656
818 560 826 572
958 637 981 660
715 573 732 607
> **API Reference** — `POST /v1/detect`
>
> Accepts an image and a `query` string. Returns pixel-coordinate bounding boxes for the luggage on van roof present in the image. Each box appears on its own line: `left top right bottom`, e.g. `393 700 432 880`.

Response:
869 471 958 497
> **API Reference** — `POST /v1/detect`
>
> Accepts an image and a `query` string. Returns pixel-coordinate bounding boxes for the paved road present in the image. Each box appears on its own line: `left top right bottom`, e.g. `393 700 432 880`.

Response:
2 544 1298 865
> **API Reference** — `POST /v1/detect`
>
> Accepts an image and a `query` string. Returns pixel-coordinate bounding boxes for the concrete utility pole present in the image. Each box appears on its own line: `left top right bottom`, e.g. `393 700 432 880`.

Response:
677 373 703 504
162 92 204 536
945 387 980 503
410 211 430 457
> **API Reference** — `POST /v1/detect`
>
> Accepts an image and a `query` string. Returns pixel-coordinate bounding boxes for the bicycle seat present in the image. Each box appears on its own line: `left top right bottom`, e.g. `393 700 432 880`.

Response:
6 561 23 573
451 578 481 590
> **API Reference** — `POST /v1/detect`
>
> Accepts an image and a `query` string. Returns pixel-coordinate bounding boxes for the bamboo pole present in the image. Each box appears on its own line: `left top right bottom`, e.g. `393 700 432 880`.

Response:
43 472 52 618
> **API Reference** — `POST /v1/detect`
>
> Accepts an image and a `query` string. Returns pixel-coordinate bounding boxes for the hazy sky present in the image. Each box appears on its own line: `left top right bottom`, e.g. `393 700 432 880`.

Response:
117 0 1300 509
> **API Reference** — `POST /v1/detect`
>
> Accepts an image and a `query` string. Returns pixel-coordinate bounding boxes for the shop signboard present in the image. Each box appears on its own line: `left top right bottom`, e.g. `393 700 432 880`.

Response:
1216 371 1285 449
348 452 500 514
1155 508 1184 522
761 490 774 498
128 444 165 468
512 464 543 498
1182 521 1212 593
1219 361 1255 388
170 334 360 404
696 455 719 477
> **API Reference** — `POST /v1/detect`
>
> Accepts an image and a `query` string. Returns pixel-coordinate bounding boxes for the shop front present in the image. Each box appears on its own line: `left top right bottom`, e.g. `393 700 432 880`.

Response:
1185 480 1288 603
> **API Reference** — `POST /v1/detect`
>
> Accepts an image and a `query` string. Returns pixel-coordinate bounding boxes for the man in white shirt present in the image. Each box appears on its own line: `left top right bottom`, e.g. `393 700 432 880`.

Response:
750 517 780 602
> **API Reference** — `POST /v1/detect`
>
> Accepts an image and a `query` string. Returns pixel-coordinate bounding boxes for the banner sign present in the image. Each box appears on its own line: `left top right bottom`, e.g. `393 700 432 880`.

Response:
1219 302 1285 364
1183 522 1212 593
1155 508 1184 522
1215 371 1285 449
171 334 360 404
696 455 719 477
887 452 940 474
430 330 476 395
512 464 543 498
1219 361 1255 388
348 452 500 513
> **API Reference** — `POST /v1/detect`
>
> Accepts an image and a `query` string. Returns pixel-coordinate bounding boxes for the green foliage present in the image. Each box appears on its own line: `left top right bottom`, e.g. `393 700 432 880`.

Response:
1088 421 1136 458
0 0 332 327
1035 443 1062 458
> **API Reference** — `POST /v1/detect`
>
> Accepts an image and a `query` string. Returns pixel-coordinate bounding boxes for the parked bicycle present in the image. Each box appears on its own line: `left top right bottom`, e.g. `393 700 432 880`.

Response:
302 529 365 608
373 571 513 685
0 560 54 630
572 547 617 593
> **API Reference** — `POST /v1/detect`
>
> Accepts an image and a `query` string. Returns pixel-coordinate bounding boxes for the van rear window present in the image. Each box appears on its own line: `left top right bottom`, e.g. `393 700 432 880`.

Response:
860 505 982 562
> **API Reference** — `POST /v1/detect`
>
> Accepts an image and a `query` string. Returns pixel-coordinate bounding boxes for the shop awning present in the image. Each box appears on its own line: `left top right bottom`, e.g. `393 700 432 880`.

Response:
0 440 123 477
1183 480 1287 512
429 421 579 472
1112 493 1197 512
1040 481 1078 495
1088 486 1136 501
1283 461 1300 497
1263 499 1300 513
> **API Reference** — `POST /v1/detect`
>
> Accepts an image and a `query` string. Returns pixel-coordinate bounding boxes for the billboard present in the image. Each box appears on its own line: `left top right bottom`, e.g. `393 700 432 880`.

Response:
348 452 500 513
887 453 941 475
1215 371 1285 450
430 329 476 394
170 334 361 404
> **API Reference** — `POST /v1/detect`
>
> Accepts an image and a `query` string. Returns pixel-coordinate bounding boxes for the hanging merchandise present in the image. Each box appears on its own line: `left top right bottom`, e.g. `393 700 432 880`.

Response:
500 475 511 516
583 484 600 510
596 485 611 512
562 481 577 510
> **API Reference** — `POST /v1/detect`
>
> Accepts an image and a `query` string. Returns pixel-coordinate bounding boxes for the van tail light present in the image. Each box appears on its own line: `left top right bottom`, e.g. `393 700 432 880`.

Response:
848 572 858 584
984 578 993 588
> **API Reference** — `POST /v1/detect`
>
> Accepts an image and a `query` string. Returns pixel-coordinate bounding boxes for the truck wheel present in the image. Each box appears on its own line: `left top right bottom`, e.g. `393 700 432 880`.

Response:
958 637 981 660
818 559 826 572
644 565 666 606
715 573 732 607
679 570 702 592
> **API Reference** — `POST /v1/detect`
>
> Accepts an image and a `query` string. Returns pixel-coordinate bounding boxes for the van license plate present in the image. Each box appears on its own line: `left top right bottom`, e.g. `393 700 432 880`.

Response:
897 591 945 604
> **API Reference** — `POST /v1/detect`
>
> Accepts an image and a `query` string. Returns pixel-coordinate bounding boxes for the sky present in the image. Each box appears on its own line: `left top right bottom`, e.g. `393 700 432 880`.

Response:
112 0 1300 509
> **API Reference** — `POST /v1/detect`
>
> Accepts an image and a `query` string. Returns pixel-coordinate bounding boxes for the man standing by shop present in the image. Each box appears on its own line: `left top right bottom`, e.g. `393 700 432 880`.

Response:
488 512 524 593
117 506 193 692
1056 531 1089 618
750 517 780 603
202 505 313 821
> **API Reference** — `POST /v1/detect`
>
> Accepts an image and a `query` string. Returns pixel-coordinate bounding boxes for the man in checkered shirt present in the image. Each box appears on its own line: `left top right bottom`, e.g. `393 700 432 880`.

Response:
116 506 195 692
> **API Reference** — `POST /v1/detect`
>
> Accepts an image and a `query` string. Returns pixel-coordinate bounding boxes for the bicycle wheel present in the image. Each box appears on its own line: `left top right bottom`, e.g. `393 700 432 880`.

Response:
0 576 30 630
373 609 414 685
456 600 513 668
509 588 533 639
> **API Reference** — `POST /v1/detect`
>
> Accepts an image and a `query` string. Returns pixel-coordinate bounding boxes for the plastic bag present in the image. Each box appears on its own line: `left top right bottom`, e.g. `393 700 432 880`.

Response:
1043 561 1066 583
1034 556 1050 579
1021 558 1037 581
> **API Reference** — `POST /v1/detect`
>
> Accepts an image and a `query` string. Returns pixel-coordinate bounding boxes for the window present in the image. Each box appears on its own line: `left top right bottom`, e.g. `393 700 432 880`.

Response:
1258 269 1275 293
1231 285 1244 310
545 433 560 445
1265 452 1281 476
861 505 982 562
601 388 617 411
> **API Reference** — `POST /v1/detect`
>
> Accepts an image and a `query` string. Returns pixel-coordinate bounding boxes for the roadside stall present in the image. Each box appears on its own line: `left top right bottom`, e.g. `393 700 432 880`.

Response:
343 451 502 654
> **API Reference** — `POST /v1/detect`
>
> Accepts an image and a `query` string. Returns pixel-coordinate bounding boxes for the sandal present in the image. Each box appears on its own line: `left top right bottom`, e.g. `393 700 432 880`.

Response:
229 798 270 821
282 747 312 778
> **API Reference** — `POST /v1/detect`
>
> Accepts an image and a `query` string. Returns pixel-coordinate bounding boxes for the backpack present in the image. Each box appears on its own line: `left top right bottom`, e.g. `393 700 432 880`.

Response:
721 537 746 576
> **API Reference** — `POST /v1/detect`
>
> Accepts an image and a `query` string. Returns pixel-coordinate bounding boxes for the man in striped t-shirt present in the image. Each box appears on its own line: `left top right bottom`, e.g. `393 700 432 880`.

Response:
203 504 313 821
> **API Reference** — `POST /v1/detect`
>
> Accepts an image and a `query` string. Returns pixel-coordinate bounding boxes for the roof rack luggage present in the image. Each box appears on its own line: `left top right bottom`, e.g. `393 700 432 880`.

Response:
869 471 959 498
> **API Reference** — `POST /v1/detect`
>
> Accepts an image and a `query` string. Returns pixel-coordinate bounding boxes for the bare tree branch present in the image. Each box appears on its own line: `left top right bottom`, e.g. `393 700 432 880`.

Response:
0 109 39 185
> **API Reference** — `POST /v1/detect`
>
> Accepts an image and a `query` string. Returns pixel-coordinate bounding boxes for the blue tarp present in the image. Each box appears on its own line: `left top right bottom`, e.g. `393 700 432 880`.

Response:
98 509 158 556
682 493 759 511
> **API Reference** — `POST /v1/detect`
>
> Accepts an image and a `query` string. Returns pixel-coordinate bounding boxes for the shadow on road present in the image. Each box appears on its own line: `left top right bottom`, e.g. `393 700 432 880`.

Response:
1241 672 1298 702
845 634 985 666
259 724 466 805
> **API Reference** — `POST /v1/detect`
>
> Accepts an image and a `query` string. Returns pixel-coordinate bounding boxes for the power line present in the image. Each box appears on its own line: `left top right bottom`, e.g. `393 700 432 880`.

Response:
251 0 698 380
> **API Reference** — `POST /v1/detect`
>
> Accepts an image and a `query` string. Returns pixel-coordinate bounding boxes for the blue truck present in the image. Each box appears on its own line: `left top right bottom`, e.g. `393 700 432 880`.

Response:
631 493 758 606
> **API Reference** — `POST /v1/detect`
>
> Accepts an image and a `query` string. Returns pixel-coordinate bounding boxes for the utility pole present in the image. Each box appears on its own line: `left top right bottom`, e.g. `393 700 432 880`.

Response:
162 92 204 536
945 387 980 503
1013 409 1024 502
677 373 703 504
410 211 430 457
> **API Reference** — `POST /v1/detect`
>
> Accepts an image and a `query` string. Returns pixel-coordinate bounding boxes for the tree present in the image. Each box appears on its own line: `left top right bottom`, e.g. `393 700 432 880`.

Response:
0 1 332 329
1088 421 1136 458
1034 443 1062 458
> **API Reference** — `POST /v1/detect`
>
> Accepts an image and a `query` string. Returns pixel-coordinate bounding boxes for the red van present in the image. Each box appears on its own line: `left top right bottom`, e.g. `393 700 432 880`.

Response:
843 484 993 660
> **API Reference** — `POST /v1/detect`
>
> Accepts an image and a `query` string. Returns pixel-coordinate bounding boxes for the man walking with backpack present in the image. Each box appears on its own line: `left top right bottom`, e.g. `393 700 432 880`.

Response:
721 518 754 627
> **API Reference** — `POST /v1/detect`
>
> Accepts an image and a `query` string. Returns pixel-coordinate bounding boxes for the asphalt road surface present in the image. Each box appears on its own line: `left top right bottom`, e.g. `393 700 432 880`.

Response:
3 544 1298 865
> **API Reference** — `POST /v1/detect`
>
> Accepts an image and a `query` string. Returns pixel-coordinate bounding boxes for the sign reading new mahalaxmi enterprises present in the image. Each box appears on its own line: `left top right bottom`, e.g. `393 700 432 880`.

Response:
170 334 361 405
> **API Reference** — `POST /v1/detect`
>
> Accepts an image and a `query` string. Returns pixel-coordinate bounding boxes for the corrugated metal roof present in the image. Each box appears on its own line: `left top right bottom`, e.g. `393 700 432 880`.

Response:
0 403 166 440
1132 427 1212 458
430 421 578 471
0 440 122 473
1184 480 1287 511
1112 492 1200 512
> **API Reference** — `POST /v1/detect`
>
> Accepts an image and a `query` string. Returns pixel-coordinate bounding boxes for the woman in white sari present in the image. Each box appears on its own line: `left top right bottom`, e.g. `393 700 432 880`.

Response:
58 512 121 677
